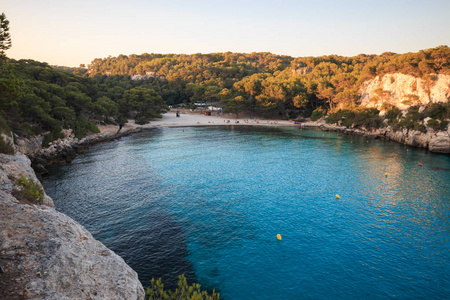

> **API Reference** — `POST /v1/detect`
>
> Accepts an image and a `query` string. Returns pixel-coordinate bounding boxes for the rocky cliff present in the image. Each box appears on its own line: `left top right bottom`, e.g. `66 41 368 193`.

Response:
359 73 450 111
0 139 144 299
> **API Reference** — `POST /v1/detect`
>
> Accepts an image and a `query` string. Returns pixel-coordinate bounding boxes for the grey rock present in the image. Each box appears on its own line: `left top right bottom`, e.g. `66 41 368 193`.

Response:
0 153 144 299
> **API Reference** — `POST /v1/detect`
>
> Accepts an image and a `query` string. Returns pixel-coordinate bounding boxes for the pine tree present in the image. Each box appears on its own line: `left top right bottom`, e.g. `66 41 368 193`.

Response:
0 13 12 59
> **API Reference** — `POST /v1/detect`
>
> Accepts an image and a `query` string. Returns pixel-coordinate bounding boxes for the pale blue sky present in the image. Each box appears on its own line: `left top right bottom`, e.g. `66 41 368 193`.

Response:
3 0 450 67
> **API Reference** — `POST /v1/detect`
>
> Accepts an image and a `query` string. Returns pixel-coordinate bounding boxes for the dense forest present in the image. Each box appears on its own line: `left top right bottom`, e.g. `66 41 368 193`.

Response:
1 34 449 153
84 46 450 116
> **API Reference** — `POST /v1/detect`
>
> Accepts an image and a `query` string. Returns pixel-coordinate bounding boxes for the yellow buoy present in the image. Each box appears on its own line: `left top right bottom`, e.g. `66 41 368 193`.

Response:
277 234 282 241
385 172 388 176
336 194 341 199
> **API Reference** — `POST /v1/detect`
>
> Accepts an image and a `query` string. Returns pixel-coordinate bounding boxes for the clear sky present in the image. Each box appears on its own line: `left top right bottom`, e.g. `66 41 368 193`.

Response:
2 0 450 67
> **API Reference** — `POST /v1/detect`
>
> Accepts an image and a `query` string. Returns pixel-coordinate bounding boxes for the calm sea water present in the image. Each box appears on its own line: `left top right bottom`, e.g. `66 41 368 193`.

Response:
43 126 450 299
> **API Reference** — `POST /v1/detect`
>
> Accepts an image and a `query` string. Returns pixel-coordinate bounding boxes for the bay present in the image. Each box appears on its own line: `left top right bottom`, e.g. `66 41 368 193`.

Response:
43 126 450 299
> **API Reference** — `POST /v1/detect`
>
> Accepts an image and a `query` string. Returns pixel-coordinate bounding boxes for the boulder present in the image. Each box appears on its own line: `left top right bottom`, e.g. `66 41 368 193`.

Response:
0 153 144 299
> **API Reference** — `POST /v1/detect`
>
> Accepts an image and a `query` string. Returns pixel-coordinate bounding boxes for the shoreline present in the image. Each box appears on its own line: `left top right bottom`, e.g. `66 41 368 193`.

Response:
26 110 450 174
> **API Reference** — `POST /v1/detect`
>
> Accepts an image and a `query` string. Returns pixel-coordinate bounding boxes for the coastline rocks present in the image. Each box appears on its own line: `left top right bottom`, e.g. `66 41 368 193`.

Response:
20 124 144 174
0 152 144 299
1 152 54 207
428 131 450 153
303 122 450 153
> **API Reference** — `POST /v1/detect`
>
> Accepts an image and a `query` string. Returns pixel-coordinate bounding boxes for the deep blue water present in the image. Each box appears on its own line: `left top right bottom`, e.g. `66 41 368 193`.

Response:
43 126 450 299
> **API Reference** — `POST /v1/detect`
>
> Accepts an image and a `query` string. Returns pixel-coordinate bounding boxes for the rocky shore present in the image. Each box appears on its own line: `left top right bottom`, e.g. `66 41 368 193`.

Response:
302 120 450 154
0 133 144 299
14 123 144 175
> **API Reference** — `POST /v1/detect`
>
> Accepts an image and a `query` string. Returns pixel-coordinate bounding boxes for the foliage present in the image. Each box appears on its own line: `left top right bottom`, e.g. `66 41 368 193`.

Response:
0 134 15 154
0 13 12 59
1 22 450 144
15 176 44 204
385 107 402 127
397 106 424 131
326 108 383 130
42 130 66 147
310 107 326 121
424 102 449 121
0 115 15 154
145 275 220 300
118 87 168 124
427 119 449 131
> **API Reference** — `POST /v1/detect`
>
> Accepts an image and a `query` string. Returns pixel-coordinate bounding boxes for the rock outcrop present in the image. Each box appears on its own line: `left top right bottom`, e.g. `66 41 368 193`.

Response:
0 152 144 299
14 124 143 175
303 121 450 154
359 73 450 111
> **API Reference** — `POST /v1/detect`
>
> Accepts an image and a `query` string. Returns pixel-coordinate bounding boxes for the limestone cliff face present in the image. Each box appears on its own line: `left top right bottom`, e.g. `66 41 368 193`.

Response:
0 152 144 299
359 73 450 111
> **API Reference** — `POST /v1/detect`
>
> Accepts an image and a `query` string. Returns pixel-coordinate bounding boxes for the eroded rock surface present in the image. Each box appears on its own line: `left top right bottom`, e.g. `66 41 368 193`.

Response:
0 153 144 299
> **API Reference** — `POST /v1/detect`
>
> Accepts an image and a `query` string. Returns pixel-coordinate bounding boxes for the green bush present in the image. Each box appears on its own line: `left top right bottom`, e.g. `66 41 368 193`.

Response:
0 135 15 154
427 118 449 131
68 119 100 139
15 176 44 204
42 130 66 146
425 102 449 121
413 123 426 133
385 107 402 126
145 275 220 300
135 115 148 125
326 108 383 130
325 111 344 124
0 115 12 136
310 107 326 121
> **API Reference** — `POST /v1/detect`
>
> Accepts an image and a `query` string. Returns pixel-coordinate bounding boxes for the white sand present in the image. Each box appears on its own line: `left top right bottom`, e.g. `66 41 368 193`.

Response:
95 110 298 137
139 110 294 128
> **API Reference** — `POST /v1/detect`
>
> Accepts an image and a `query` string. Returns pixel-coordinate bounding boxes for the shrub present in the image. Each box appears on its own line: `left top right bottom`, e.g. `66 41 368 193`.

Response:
413 123 426 133
326 108 383 130
68 119 100 139
310 107 326 121
427 118 449 131
135 115 148 125
425 102 449 121
15 176 44 204
42 130 66 147
325 111 343 124
385 107 402 127
0 115 12 136
0 135 15 154
145 275 220 300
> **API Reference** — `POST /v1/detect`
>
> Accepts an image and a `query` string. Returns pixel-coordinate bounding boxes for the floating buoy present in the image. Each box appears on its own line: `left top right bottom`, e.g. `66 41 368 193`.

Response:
336 194 340 199
385 172 388 176
277 234 282 241
419 163 423 166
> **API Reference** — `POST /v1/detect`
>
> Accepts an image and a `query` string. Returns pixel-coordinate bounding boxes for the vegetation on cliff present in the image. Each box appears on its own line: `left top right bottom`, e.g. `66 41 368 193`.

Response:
82 46 449 118
145 275 219 300
324 102 450 133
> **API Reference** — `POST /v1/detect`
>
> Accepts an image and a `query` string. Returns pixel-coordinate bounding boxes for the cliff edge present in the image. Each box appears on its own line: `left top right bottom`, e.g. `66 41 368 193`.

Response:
0 151 144 299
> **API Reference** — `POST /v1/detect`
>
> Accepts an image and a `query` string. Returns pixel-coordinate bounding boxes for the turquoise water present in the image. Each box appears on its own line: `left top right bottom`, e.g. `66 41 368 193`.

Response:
43 126 450 299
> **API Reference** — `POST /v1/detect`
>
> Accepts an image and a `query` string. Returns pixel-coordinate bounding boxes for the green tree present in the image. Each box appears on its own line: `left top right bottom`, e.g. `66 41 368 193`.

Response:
0 13 12 59
119 87 168 124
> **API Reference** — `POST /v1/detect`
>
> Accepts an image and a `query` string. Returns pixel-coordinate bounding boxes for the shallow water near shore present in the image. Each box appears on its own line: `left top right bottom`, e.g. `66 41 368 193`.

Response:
43 126 450 299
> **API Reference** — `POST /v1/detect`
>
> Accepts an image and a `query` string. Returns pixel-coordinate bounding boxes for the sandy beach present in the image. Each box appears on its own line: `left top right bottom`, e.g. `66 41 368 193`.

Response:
143 110 294 128
97 110 297 135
